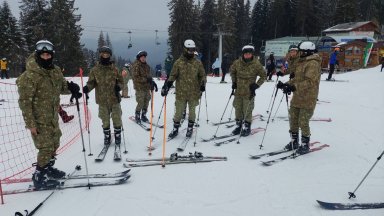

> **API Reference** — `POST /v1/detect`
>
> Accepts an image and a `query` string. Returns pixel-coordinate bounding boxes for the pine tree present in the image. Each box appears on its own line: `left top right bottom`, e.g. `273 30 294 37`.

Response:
19 0 50 52
0 1 27 76
200 0 216 73
168 0 199 59
97 31 106 50
334 0 359 24
48 0 85 75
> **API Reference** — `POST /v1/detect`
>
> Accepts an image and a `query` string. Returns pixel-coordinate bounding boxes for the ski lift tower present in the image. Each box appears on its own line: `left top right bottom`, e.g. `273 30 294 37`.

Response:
213 24 231 75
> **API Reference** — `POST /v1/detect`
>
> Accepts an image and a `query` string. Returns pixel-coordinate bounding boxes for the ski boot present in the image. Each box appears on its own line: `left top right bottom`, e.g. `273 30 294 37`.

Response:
284 132 299 150
103 128 111 145
59 106 74 123
168 121 180 139
241 121 251 137
297 136 310 154
114 127 122 145
32 165 60 190
46 157 66 179
232 120 242 135
141 109 149 122
135 110 141 123
186 120 194 138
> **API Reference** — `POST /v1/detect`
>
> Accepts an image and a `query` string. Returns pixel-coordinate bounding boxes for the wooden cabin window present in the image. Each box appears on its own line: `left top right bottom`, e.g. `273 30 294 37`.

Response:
345 47 353 55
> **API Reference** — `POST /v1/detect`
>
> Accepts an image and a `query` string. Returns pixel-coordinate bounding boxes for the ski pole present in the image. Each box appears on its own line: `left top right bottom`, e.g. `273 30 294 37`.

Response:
161 96 167 168
15 165 81 216
204 90 209 123
121 120 128 154
148 90 154 156
194 95 203 147
212 90 234 139
284 92 296 157
266 77 279 113
228 106 234 121
152 99 165 141
75 97 91 188
85 94 92 156
259 86 279 149
236 94 255 144
348 149 384 199
271 93 285 122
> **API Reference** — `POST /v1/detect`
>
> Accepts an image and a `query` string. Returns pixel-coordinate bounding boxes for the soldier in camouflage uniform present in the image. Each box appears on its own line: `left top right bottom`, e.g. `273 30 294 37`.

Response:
161 39 206 138
230 45 266 136
83 46 124 146
131 50 158 123
276 41 321 154
17 40 82 189
276 45 299 79
121 63 132 98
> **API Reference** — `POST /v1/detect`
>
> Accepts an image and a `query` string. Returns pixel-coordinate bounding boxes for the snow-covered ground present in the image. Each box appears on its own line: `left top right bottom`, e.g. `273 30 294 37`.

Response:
2 66 384 216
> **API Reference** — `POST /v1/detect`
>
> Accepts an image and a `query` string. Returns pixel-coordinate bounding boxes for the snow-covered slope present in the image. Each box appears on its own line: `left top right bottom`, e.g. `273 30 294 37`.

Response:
2 66 384 216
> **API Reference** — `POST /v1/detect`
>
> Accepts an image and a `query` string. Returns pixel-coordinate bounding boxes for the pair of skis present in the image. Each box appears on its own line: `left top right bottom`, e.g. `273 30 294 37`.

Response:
129 115 163 131
249 142 330 166
95 137 121 162
3 169 131 195
201 127 265 146
210 114 263 126
123 152 227 168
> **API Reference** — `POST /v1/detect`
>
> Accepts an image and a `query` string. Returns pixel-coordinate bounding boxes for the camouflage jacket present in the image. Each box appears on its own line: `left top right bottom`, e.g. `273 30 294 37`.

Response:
286 55 299 75
287 54 321 110
86 62 123 105
121 66 131 84
132 60 151 91
168 55 206 101
16 53 69 129
230 57 266 97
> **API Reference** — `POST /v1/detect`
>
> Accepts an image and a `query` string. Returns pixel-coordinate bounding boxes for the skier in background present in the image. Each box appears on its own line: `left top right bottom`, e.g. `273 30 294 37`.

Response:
220 53 231 83
326 47 339 81
266 53 276 81
0 57 9 79
121 63 132 98
131 50 158 123
277 45 299 79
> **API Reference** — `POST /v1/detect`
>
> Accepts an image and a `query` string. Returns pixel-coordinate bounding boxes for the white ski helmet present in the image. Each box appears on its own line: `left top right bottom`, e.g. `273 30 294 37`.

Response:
242 45 255 54
298 41 316 52
35 40 55 55
184 39 196 49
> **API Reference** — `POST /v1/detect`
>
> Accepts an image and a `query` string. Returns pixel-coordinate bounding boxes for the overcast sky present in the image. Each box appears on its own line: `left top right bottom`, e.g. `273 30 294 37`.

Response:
6 0 257 64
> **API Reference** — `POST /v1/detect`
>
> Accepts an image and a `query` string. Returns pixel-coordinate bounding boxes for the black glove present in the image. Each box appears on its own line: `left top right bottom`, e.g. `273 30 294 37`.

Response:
151 80 158 92
249 83 259 92
67 81 82 99
249 83 259 99
115 84 121 92
68 81 80 93
289 72 295 79
283 84 296 94
276 71 284 77
83 85 89 94
232 82 237 90
161 85 169 97
276 81 285 89
200 84 205 92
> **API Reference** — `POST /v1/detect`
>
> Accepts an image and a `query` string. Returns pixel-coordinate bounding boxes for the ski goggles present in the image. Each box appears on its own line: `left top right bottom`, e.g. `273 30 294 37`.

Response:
36 42 54 52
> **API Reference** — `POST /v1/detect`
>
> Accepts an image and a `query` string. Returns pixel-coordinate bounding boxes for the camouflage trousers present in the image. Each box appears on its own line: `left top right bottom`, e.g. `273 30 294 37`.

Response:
135 90 151 112
289 106 314 137
173 98 199 122
122 79 129 97
233 96 255 123
31 124 62 167
98 103 122 129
